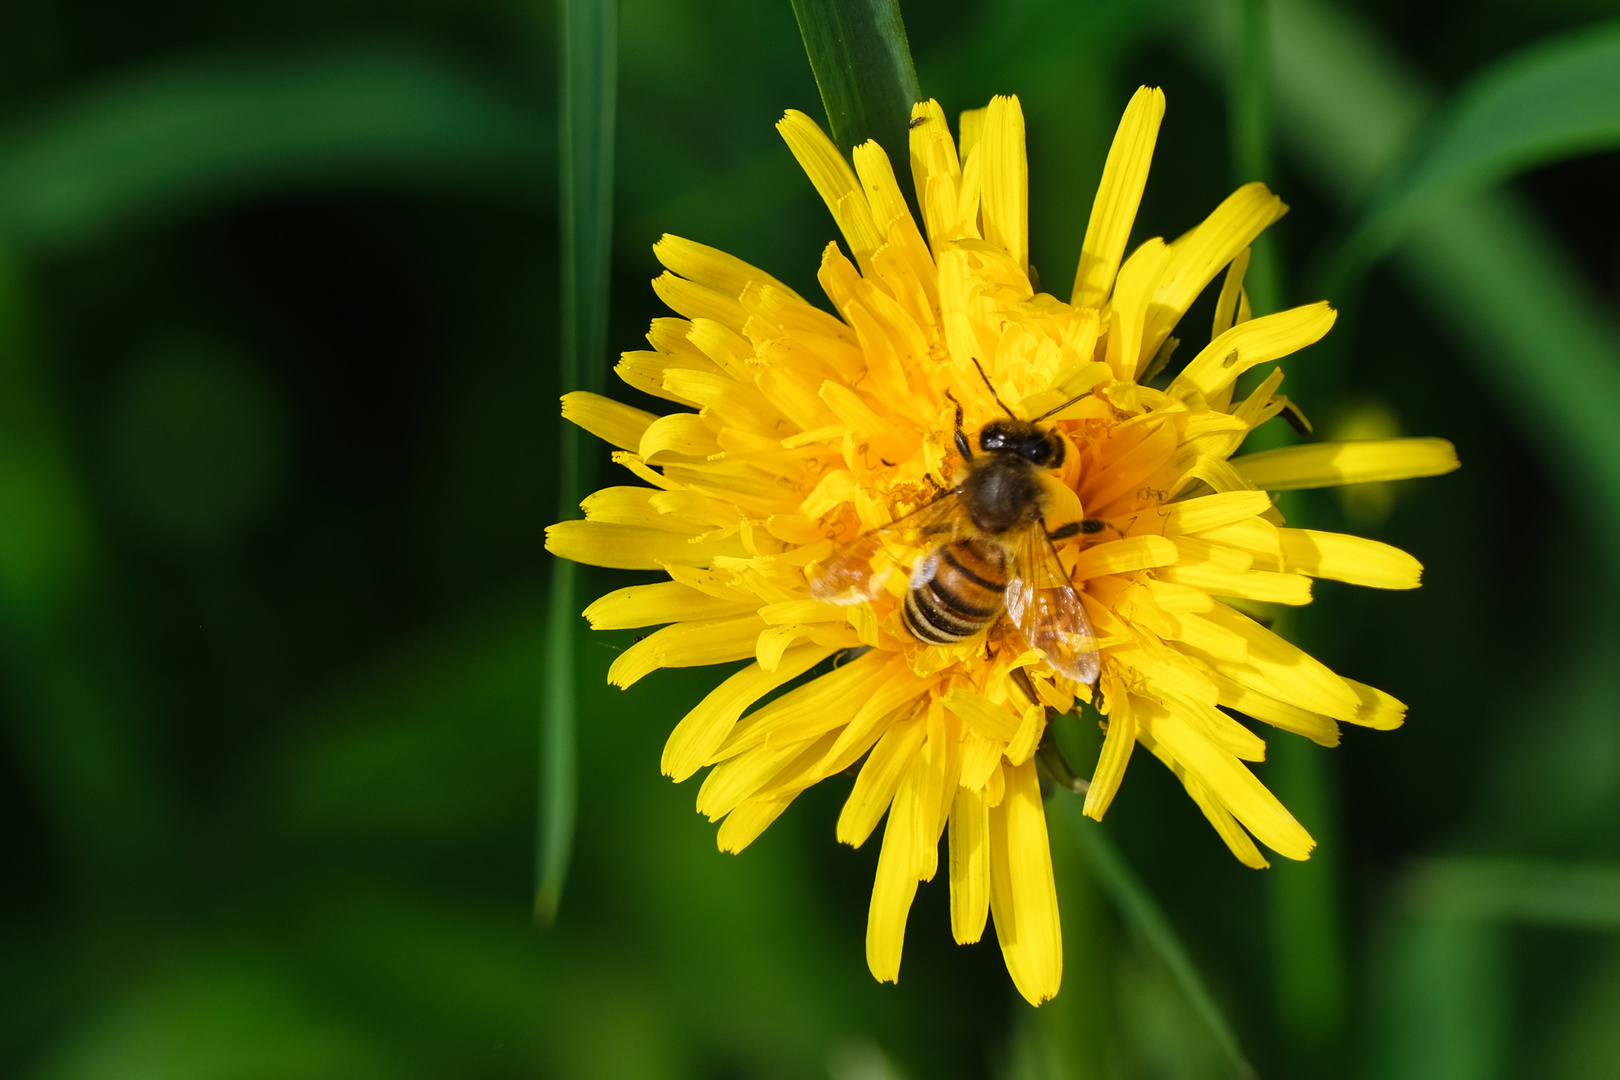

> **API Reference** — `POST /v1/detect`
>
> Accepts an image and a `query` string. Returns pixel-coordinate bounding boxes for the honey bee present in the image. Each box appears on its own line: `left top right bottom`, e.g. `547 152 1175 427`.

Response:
809 371 1102 685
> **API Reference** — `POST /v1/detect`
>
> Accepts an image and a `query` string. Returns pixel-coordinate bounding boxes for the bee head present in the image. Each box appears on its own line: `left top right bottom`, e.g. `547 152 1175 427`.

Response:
979 419 1063 468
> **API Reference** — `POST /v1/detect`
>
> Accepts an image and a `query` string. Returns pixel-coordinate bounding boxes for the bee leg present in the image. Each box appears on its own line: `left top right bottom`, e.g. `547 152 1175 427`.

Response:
945 390 972 461
1047 521 1083 541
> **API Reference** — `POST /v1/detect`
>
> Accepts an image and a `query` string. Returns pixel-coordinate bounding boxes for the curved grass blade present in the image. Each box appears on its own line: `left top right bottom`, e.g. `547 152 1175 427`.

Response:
0 47 549 254
1053 795 1256 1080
1337 21 1620 275
789 0 920 168
537 0 617 926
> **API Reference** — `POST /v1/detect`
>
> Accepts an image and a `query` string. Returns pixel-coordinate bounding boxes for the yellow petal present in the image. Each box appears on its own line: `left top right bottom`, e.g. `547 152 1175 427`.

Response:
1037 471 1085 529
1227 365 1285 429
944 687 1021 743
651 270 747 329
717 791 795 853
1155 563 1312 605
1162 490 1273 535
852 140 910 234
578 487 708 532
949 785 991 944
1210 673 1340 748
1172 535 1255 571
1184 774 1269 868
1170 302 1337 400
697 735 816 821
959 731 1005 792
1083 689 1136 819
1145 578 1216 613
661 369 781 435
561 391 659 451
1143 702 1314 860
907 699 951 882
757 598 848 625
1176 690 1268 762
584 581 758 630
985 760 1006 807
957 106 987 165
639 413 722 461
1278 529 1423 589
1072 86 1166 309
1158 610 1249 665
1148 182 1286 343
545 520 749 570
979 95 1029 274
867 768 924 984
837 715 927 848
615 348 719 407
907 100 962 247
1199 603 1361 719
988 758 1063 1005
652 233 800 302
1005 702 1047 766
1232 438 1460 490
777 110 882 265
606 615 766 689
1211 246 1251 339
722 653 892 758
661 645 835 781
1344 678 1407 730
759 658 924 758
1196 518 1284 567
1072 535 1179 580
1105 238 1173 381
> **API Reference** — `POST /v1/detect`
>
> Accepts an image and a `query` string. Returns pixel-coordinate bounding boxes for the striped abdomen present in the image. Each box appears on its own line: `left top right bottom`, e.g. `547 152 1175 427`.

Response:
903 539 1009 645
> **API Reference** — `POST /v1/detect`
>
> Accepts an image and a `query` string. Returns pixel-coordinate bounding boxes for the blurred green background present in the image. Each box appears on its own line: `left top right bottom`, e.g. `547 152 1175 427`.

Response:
6 0 1620 1076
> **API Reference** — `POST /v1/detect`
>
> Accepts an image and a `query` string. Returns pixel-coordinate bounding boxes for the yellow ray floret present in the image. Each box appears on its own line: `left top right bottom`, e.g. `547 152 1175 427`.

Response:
544 89 1459 1006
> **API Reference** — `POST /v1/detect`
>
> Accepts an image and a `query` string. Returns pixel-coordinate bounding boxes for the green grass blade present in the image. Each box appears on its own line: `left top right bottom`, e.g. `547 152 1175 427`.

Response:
537 0 617 926
1053 795 1256 1080
1231 0 1281 314
0 47 549 254
1226 7 1350 1050
789 0 920 167
1340 21 1620 271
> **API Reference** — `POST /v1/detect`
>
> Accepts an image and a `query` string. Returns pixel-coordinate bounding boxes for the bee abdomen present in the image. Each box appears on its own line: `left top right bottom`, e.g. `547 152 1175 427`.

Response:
904 541 1007 644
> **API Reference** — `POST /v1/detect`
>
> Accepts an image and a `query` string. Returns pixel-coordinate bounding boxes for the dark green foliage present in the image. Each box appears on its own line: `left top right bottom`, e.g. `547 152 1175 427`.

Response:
3 1 1620 1077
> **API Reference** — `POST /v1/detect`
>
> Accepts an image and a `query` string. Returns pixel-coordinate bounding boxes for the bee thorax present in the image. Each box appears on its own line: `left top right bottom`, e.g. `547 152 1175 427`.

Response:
963 458 1041 534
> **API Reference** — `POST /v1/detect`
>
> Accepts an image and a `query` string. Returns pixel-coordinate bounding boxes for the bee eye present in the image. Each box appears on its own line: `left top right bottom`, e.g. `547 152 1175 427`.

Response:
1021 437 1052 465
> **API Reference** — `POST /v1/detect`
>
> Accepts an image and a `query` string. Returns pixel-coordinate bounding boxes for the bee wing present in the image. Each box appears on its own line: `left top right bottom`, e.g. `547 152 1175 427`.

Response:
1005 524 1101 684
808 494 966 605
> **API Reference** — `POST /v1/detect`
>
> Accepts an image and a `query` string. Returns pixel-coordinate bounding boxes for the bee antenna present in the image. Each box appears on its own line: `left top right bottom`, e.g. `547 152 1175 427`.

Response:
971 357 1017 419
1033 392 1088 422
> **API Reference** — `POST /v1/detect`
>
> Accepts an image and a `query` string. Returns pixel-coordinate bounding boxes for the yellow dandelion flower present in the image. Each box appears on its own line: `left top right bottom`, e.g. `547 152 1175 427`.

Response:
546 87 1458 1005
